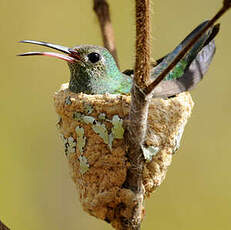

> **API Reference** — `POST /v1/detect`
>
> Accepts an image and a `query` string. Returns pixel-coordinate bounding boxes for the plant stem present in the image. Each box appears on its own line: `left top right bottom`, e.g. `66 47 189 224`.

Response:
0 220 10 230
122 0 152 229
93 0 119 67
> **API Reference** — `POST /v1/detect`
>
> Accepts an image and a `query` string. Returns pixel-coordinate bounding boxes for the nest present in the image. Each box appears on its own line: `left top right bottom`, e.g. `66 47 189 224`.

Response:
54 83 194 226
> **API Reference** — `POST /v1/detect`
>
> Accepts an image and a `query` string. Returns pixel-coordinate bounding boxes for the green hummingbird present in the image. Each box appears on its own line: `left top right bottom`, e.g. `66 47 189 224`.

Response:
19 21 219 98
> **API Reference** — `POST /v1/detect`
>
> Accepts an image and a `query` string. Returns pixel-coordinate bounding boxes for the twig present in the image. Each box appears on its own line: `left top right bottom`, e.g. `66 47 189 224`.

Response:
93 0 119 67
0 220 10 230
122 0 152 229
134 0 151 88
144 0 231 95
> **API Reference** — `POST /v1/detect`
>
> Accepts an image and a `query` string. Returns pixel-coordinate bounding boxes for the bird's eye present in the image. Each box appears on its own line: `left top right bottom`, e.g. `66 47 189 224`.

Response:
87 52 101 63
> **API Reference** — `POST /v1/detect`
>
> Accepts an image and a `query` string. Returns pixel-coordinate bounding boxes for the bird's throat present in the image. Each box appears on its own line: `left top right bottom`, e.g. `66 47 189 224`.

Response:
68 62 132 95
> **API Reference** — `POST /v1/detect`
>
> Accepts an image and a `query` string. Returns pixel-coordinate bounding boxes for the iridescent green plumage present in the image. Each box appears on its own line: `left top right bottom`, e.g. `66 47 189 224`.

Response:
150 21 216 82
67 45 132 94
19 21 219 97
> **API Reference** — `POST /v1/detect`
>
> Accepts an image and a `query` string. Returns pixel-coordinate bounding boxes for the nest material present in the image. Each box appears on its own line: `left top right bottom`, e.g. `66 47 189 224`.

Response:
54 83 194 224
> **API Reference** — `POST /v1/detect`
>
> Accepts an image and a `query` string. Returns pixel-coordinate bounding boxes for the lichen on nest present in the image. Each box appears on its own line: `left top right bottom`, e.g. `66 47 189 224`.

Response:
54 83 194 225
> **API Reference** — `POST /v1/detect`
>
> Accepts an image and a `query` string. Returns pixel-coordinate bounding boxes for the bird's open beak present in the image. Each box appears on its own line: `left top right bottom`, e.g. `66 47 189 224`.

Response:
18 40 81 63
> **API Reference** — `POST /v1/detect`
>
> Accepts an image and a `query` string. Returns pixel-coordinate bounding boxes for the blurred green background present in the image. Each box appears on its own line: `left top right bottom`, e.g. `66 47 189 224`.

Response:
1 0 231 229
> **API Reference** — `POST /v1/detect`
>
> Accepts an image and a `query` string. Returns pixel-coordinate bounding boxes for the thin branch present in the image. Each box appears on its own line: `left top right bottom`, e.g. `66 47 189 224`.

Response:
134 0 151 88
93 0 119 67
125 0 151 191
0 220 10 230
122 0 151 229
144 0 231 95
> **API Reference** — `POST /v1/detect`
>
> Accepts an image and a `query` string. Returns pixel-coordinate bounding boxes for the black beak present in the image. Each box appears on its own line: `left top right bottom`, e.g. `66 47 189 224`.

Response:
18 40 81 62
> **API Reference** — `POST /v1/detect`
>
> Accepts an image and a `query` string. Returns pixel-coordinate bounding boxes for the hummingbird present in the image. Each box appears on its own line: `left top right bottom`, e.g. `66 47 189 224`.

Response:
19 21 219 98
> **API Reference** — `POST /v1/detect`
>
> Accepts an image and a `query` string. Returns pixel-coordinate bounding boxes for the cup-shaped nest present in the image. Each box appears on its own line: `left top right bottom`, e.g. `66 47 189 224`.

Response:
54 83 194 225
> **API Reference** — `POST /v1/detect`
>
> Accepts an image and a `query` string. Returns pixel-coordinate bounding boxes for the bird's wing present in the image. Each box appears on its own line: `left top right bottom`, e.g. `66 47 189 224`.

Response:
151 21 220 98
151 40 216 98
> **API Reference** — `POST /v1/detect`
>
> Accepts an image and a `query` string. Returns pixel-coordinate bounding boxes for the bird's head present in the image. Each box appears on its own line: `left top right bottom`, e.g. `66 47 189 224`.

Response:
18 40 126 94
